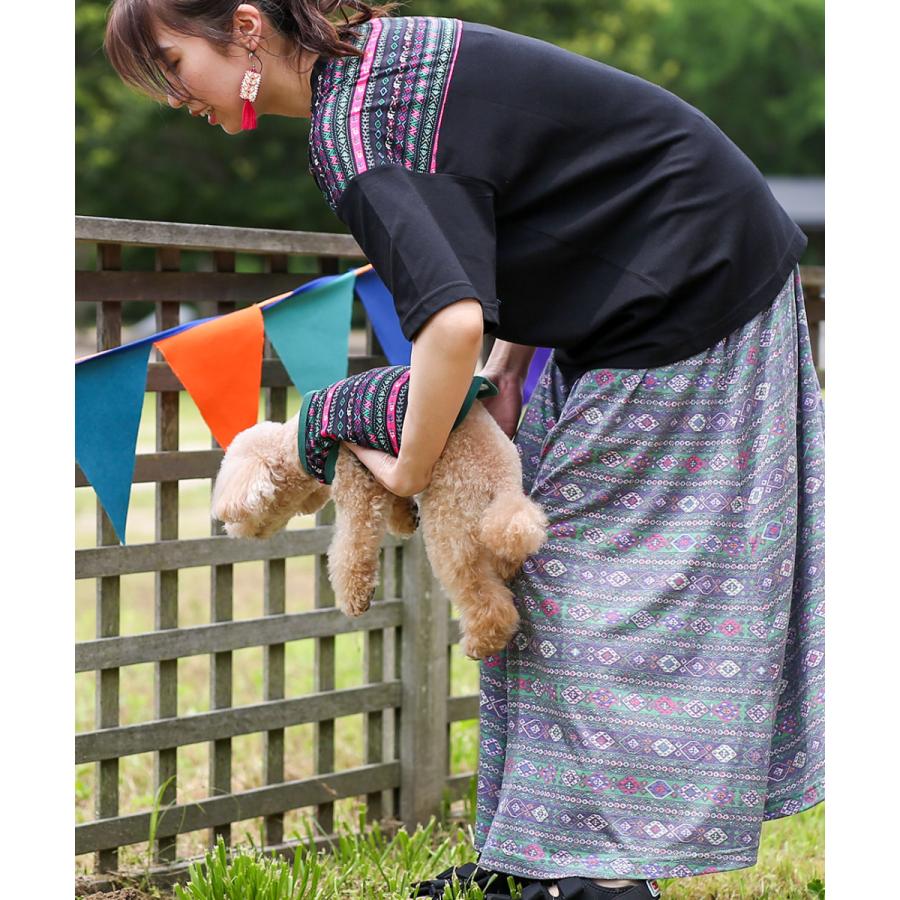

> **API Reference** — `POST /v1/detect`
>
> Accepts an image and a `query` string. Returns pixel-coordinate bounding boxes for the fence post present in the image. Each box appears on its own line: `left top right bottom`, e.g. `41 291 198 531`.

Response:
263 251 289 849
208 250 236 853
398 531 449 830
94 242 122 874
154 245 181 866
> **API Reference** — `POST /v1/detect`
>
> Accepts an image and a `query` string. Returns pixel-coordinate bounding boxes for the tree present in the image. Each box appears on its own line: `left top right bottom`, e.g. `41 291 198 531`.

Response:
75 0 823 227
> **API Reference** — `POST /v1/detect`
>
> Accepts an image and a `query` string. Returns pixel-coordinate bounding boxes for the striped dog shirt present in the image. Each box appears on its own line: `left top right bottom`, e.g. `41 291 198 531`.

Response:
298 365 499 484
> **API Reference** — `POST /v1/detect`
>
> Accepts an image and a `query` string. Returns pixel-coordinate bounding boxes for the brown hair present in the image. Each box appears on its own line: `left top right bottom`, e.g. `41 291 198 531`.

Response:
103 0 400 104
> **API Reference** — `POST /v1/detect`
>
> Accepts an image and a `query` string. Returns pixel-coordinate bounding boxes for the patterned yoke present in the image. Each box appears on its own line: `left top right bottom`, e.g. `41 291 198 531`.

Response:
474 265 825 880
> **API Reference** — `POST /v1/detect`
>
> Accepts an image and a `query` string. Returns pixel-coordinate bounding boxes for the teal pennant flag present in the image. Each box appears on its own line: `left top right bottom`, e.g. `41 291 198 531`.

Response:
262 270 356 395
75 341 152 543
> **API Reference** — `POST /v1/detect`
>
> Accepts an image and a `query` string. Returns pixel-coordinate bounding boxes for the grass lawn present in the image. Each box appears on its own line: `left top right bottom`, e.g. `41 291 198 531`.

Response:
75 386 824 897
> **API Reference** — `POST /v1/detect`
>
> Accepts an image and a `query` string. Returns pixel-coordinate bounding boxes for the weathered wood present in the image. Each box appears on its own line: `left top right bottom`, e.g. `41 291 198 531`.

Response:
263 252 288 848
76 269 320 304
398 535 449 830
799 266 825 386
364 303 388 823
447 694 479 723
154 246 181 865
76 601 404 672
77 683 403 763
380 545 401 820
209 252 237 850
77 450 224 487
95 242 122 874
76 762 401 855
440 587 454 797
799 264 824 298
311 255 339 842
365 550 387 820
805 296 825 323
76 215 364 258
314 501 337 835
444 773 477 803
77 529 402 579
391 546 403 819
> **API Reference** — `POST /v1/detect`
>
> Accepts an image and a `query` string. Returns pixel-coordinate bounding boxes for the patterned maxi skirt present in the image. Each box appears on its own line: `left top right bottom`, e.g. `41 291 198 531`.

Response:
473 264 825 880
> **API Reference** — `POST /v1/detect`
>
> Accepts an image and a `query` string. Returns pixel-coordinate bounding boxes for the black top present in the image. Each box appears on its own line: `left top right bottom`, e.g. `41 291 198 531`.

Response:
308 16 807 373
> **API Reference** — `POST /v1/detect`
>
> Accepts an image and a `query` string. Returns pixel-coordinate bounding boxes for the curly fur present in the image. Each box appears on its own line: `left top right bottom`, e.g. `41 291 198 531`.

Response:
211 400 548 659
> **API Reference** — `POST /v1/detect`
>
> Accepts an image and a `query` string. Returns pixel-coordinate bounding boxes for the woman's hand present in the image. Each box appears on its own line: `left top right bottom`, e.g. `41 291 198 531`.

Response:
343 443 432 497
476 340 536 439
477 370 525 439
344 299 484 496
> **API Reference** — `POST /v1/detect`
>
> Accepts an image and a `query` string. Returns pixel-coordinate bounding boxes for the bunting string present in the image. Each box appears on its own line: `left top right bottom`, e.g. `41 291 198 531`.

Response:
76 263 546 543
75 265 390 543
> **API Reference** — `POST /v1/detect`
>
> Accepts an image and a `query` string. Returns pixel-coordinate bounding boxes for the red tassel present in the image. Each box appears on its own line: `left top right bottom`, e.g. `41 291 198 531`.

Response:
241 98 257 131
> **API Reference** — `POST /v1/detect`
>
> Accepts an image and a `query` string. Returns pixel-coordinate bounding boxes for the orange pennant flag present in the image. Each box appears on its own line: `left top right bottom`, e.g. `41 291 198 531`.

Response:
155 304 264 448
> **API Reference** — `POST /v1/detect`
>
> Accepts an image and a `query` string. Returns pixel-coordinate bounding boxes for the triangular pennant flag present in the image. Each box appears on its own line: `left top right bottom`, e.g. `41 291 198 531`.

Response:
524 347 552 404
75 316 219 365
75 341 153 543
353 268 411 365
155 304 264 448
263 269 355 395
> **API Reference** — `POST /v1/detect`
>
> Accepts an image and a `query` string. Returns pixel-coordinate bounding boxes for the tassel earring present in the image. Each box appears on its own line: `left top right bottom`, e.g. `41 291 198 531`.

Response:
239 50 262 131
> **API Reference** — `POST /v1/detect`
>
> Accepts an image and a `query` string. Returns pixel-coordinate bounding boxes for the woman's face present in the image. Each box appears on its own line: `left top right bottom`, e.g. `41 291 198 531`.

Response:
154 22 252 135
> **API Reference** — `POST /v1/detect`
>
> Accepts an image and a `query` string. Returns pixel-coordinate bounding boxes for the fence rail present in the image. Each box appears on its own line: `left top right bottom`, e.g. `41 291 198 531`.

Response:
75 215 471 889
75 215 824 890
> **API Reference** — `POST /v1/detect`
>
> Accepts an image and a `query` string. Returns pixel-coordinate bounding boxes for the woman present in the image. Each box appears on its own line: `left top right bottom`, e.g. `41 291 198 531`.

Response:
104 2 825 898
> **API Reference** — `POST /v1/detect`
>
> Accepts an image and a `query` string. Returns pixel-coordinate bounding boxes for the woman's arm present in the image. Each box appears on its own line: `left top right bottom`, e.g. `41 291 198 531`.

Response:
343 299 485 496
481 338 536 382
476 338 537 439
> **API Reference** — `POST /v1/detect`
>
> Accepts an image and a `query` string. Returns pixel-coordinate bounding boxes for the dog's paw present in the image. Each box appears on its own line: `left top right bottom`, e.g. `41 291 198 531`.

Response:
386 497 419 537
332 570 379 618
479 495 549 566
339 590 375 618
459 603 520 660
460 631 506 661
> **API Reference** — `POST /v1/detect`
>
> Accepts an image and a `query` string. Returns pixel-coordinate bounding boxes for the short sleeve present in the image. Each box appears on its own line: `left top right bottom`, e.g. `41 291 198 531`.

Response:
335 165 501 342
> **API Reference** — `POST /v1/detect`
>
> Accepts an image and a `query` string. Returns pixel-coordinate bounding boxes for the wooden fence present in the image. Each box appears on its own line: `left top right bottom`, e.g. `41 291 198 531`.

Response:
75 216 480 891
75 214 825 890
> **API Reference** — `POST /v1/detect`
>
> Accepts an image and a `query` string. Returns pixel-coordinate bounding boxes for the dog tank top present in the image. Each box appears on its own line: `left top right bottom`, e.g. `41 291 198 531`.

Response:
299 365 499 484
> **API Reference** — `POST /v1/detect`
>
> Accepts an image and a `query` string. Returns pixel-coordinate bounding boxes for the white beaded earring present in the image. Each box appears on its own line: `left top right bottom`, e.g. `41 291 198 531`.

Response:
240 49 262 130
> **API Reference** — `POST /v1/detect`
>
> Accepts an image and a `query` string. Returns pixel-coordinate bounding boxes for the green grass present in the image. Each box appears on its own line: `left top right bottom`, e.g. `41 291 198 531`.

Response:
78 805 824 900
75 387 824 896
76 386 481 874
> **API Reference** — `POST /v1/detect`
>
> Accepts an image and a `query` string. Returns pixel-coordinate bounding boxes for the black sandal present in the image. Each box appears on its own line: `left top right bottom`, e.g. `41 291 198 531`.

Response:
519 878 661 899
409 860 525 897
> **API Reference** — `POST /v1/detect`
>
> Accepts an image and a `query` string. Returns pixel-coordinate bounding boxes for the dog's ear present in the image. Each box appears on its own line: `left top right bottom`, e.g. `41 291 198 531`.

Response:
211 423 283 529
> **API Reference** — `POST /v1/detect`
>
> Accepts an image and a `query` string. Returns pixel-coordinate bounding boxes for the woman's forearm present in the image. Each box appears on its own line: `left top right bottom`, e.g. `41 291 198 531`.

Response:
482 338 536 381
397 299 485 491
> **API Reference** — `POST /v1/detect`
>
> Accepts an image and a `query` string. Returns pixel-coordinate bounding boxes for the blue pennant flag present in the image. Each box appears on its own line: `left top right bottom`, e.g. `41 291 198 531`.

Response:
75 341 153 543
354 268 412 366
262 270 356 395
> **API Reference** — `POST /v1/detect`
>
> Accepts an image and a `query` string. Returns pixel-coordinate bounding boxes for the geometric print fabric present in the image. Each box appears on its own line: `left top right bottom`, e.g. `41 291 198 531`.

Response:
474 265 825 880
308 16 461 211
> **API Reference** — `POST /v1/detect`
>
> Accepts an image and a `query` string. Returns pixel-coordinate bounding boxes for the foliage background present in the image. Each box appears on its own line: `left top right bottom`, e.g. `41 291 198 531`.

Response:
76 0 824 234
74 2 825 886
